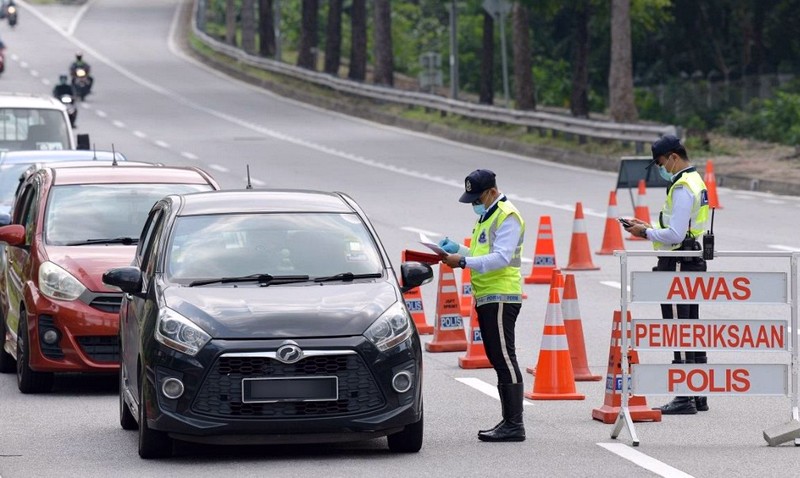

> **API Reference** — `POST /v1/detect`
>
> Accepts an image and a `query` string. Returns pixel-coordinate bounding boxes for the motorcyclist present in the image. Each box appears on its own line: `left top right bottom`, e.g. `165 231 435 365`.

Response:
69 51 94 98
53 75 75 98
70 51 91 78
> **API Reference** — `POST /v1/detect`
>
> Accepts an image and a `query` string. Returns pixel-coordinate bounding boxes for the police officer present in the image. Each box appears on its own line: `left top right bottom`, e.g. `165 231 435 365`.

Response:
623 135 710 415
440 169 526 441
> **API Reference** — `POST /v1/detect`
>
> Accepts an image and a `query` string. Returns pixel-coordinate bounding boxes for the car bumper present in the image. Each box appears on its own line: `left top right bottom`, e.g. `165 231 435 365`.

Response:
142 335 422 444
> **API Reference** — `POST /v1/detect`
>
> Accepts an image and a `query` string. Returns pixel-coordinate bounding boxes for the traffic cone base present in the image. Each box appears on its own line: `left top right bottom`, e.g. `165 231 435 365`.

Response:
525 216 557 284
591 310 661 423
425 264 467 353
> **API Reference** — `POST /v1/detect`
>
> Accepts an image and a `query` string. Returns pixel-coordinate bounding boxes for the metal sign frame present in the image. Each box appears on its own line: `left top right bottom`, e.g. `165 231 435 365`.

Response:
611 250 799 446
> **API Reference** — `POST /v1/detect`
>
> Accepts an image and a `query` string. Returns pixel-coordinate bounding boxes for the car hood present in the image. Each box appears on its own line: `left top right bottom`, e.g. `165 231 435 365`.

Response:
164 280 400 339
46 245 135 292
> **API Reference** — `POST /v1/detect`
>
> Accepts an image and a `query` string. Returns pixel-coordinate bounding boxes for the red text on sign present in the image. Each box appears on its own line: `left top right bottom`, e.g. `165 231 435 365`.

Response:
667 368 750 393
667 276 751 301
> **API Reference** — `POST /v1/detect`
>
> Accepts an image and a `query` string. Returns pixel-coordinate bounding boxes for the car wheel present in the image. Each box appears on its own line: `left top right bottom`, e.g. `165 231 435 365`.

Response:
0 312 16 373
16 313 54 393
119 368 137 431
387 410 424 453
138 368 173 459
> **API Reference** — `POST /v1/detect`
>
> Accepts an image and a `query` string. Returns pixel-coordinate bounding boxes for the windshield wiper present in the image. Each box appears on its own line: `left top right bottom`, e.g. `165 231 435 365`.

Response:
313 272 383 283
189 274 311 287
63 237 138 246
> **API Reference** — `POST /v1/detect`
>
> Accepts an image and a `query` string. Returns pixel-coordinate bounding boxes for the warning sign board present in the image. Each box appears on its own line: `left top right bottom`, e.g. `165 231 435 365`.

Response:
631 271 787 304
632 319 788 351
631 364 788 396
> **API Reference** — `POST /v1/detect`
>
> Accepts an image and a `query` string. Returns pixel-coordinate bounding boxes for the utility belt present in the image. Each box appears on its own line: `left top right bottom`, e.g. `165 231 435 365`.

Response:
659 237 703 264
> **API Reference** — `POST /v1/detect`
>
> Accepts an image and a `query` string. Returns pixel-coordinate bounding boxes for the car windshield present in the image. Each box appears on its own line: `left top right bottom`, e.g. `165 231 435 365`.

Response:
0 108 70 152
167 213 384 283
0 163 30 211
44 184 212 246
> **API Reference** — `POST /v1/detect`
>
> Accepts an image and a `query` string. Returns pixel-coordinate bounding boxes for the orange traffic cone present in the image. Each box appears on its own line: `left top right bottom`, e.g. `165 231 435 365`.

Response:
562 274 600 381
459 238 473 318
591 310 661 423
704 160 722 209
565 202 599 270
596 191 625 255
458 299 492 369
526 269 563 375
525 283 585 400
626 180 651 242
401 251 434 335
524 215 557 284
425 264 467 352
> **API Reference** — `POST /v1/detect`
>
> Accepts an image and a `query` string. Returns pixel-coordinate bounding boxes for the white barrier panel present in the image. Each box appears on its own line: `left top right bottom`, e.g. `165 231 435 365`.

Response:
631 271 787 304
631 364 788 396
632 319 788 351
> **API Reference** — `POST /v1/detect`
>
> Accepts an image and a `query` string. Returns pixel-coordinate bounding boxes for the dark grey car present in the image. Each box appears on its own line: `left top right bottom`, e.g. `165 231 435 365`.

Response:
103 189 433 458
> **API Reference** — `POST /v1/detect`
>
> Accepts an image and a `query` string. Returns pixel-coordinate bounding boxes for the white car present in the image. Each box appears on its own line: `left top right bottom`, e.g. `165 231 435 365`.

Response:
0 93 77 152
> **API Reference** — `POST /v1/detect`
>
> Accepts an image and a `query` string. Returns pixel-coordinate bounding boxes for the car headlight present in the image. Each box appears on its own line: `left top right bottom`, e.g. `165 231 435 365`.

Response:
364 301 413 352
155 308 211 356
38 261 86 301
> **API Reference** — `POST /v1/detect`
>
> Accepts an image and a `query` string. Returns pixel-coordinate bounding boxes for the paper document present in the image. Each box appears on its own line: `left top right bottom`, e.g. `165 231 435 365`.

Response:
419 233 448 257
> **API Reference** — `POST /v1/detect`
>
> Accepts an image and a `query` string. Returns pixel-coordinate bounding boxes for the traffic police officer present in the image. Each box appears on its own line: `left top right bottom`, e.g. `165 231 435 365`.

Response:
440 169 526 441
624 135 711 415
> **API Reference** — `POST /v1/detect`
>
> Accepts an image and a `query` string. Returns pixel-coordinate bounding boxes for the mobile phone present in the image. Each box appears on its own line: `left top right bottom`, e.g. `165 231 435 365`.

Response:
618 217 633 228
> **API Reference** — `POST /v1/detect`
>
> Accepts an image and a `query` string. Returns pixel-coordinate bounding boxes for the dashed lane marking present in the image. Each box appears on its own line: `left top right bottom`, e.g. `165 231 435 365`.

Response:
95 110 107 118
208 164 229 173
181 152 198 160
250 178 265 186
155 140 170 149
112 120 125 128
455 378 533 407
598 442 695 478
133 131 147 139
601 281 622 289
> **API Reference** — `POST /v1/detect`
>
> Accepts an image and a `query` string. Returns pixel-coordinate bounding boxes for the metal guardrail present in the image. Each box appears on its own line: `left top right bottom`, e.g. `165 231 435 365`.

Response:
190 2 677 147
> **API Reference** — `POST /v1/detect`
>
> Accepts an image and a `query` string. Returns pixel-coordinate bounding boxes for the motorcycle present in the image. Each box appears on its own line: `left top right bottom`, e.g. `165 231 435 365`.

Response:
59 94 77 127
71 67 92 100
6 4 16 28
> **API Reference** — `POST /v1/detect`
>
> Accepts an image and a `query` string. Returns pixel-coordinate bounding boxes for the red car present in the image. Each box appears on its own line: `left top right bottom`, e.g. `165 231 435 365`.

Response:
0 164 219 393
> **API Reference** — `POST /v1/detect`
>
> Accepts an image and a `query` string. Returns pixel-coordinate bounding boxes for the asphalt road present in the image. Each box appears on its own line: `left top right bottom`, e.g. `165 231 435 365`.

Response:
1 1 799 477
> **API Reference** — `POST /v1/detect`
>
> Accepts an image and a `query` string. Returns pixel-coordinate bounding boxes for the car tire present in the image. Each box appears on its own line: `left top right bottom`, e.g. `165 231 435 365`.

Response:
120 368 137 431
0 312 16 373
138 368 173 459
16 313 54 393
387 410 423 453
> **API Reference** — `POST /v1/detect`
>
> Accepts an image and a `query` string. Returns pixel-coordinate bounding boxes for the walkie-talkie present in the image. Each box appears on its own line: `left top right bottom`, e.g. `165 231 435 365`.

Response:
703 208 715 260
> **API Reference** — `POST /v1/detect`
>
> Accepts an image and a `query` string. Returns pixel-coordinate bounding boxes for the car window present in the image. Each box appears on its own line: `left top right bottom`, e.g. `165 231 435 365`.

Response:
43 183 211 246
167 213 384 281
136 208 161 265
0 163 31 210
0 108 70 152
140 210 166 277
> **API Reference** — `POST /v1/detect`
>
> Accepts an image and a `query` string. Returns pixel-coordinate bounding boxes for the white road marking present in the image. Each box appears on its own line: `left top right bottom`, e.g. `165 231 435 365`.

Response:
82 103 92 110
30 70 39 77
521 257 532 264
155 140 170 149
598 443 695 478
250 178 266 186
95 110 107 118
66 0 94 36
112 120 126 128
19 61 28 68
401 227 441 237
769 245 800 252
208 164 229 173
133 130 147 139
181 152 198 160
10 53 18 61
41 78 51 86
601 281 622 289
455 378 533 406
765 199 784 205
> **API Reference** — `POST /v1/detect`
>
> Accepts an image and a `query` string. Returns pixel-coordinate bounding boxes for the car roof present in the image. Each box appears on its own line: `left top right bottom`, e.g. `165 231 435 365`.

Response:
175 190 356 215
0 93 67 111
44 165 217 186
0 150 127 164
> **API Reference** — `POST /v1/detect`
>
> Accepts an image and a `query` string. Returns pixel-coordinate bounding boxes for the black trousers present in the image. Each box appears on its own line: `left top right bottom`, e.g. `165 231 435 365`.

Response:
656 252 707 363
476 302 523 384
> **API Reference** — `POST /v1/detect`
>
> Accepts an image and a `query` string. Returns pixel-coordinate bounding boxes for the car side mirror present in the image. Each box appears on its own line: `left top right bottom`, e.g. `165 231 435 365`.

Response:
0 213 11 227
102 266 143 295
0 224 25 246
400 262 434 294
76 133 90 150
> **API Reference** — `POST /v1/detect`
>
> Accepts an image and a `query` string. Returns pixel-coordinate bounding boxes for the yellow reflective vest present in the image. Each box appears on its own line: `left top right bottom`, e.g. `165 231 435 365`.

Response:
470 199 525 305
653 168 710 251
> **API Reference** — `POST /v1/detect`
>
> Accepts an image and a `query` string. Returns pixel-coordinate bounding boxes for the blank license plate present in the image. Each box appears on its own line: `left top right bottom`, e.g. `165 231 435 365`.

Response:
242 376 338 403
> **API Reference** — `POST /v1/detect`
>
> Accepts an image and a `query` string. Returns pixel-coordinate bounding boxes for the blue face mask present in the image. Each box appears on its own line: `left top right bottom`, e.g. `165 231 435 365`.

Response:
657 156 673 181
472 203 486 216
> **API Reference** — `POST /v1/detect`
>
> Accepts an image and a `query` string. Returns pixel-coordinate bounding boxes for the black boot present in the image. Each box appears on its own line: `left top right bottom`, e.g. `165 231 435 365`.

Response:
653 359 697 415
478 383 525 442
694 356 709 411
478 385 506 435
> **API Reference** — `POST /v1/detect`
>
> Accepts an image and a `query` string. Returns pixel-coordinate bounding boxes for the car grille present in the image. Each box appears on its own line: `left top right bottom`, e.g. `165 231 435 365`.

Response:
76 336 120 363
192 353 386 419
89 295 122 313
